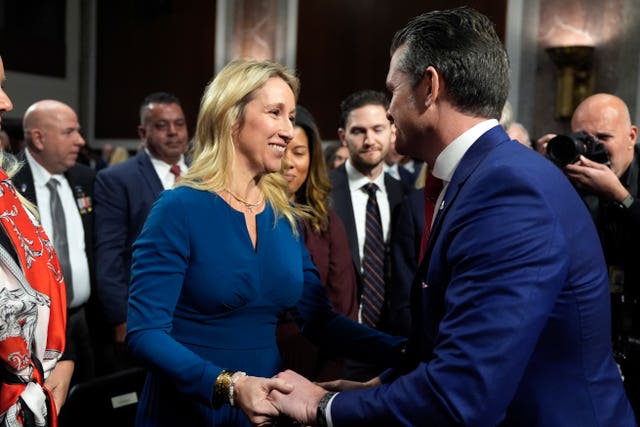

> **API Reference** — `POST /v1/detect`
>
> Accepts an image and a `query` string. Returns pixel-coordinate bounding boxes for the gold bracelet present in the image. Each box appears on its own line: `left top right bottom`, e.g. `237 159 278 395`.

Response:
213 370 234 407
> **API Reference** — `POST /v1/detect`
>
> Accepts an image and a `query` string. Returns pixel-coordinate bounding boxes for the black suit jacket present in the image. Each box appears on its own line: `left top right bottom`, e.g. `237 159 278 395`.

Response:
12 151 96 287
328 164 406 334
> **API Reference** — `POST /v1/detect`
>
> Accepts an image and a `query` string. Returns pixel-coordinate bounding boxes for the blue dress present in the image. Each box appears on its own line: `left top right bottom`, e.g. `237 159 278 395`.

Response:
127 187 309 426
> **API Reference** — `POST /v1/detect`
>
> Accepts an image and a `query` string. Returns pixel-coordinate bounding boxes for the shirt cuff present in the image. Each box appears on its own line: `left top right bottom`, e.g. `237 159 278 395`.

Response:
325 392 339 427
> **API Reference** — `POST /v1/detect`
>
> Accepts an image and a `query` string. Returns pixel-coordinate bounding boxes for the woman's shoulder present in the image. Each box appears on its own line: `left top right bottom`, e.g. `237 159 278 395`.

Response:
154 186 222 213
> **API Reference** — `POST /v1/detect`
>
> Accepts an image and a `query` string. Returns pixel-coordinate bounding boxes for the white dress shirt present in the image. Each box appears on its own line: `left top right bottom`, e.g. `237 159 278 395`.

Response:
25 149 90 308
146 148 188 190
345 159 392 271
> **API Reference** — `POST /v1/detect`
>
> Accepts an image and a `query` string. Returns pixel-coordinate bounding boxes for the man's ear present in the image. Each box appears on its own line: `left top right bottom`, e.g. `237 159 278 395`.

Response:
137 125 146 141
29 129 45 152
629 124 638 147
421 66 441 110
338 128 346 145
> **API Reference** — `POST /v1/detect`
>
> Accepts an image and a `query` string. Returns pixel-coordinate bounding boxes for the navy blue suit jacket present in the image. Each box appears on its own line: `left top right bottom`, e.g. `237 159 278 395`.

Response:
94 151 164 325
330 125 636 426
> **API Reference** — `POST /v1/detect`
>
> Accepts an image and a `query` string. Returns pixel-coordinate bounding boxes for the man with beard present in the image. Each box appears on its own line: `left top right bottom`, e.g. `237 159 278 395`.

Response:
94 92 189 371
329 90 407 380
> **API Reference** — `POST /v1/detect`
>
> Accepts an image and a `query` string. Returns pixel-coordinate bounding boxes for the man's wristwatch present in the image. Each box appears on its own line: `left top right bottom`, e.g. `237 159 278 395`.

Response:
616 193 634 209
316 392 337 427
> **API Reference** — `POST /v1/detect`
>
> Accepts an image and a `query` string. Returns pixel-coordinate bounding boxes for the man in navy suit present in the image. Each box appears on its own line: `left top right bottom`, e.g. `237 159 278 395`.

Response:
13 100 96 385
271 7 636 426
94 92 189 370
329 90 407 380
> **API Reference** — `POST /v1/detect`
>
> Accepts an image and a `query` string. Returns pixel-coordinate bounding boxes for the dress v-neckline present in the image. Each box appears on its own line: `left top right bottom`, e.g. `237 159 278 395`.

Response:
217 192 265 252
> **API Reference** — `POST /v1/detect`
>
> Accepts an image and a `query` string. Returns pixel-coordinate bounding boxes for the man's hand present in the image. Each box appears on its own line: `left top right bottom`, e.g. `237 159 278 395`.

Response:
318 376 381 392
535 133 556 156
565 155 629 201
44 360 74 414
269 370 328 426
233 375 293 426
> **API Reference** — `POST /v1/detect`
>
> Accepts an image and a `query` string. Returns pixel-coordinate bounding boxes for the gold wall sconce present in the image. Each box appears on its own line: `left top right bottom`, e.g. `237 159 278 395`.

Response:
545 45 595 120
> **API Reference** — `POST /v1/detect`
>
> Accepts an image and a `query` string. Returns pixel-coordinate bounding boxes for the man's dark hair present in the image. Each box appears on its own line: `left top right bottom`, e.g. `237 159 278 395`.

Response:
139 91 182 122
390 6 509 119
338 90 390 129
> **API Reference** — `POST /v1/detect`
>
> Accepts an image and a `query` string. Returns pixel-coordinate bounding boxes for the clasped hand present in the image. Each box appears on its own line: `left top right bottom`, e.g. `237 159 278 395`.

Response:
236 370 381 426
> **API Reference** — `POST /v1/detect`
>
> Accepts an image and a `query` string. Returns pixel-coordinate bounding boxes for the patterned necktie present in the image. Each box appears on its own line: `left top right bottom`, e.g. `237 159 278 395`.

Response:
47 178 73 303
419 172 444 262
361 182 385 327
170 164 181 179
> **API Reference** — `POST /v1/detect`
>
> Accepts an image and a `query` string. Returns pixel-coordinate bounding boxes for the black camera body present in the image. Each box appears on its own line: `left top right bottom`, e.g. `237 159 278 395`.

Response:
546 131 610 167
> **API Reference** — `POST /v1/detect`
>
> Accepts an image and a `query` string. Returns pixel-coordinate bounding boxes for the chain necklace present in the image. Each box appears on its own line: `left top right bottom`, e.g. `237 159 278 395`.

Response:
224 188 265 213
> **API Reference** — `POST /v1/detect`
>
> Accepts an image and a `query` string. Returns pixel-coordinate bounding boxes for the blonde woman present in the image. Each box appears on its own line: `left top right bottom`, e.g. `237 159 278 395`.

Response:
126 60 408 427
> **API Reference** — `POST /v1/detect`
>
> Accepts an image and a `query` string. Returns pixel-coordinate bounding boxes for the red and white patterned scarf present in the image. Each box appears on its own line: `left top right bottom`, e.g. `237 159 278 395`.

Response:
0 168 66 426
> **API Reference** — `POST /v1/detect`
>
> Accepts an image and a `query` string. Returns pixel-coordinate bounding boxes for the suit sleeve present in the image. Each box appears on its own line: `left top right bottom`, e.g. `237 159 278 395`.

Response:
126 190 221 405
330 166 572 426
293 236 407 366
94 170 131 325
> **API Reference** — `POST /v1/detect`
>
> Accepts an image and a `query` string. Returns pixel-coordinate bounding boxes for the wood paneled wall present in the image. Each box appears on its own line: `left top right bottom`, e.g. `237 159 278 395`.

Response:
296 1 506 139
96 0 215 139
96 1 505 139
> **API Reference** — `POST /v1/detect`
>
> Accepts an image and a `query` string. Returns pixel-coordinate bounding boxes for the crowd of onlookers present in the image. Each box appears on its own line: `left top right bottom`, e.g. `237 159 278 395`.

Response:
0 6 638 424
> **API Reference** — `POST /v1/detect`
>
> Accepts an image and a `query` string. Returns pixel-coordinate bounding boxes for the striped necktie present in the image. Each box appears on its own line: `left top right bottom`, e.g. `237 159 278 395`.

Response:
361 182 385 327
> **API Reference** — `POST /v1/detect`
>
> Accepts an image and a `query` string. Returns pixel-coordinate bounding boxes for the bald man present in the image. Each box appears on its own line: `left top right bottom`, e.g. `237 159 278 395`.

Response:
13 100 98 385
566 93 640 417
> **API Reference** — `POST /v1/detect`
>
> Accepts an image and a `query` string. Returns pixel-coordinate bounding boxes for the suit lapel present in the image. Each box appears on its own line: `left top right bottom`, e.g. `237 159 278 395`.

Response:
423 125 507 261
137 151 164 197
384 174 404 212
330 165 361 272
408 125 508 361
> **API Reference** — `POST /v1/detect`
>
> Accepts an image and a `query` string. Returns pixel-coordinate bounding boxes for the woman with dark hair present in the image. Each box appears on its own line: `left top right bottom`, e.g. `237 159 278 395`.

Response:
278 106 358 381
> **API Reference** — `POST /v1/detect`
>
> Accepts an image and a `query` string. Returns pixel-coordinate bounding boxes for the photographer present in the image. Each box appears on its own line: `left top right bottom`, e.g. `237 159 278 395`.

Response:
560 93 639 416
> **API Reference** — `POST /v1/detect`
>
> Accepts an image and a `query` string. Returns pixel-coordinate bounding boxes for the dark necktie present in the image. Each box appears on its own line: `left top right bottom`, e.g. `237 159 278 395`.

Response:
170 164 181 179
47 178 73 303
419 172 444 261
361 182 385 327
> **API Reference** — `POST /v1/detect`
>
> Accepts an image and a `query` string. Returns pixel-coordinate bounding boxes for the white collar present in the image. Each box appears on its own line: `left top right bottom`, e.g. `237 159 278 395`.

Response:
25 149 64 186
432 119 499 183
345 159 387 193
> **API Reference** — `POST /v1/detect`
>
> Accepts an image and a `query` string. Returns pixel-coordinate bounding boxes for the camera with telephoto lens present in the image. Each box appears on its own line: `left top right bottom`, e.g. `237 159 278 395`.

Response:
546 131 610 167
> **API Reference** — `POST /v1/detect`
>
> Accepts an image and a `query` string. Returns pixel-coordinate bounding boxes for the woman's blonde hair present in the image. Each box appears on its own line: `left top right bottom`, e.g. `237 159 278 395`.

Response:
108 146 130 166
179 60 302 230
